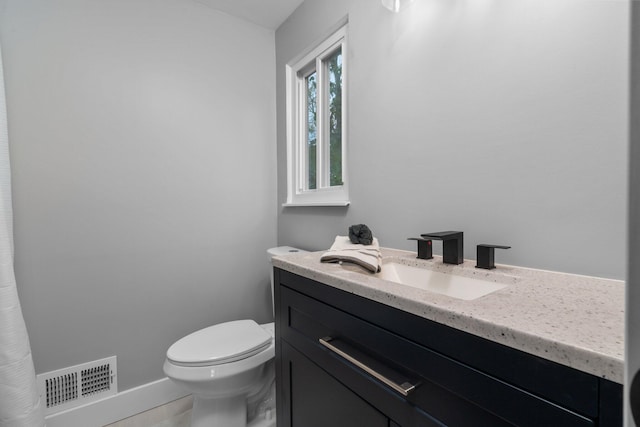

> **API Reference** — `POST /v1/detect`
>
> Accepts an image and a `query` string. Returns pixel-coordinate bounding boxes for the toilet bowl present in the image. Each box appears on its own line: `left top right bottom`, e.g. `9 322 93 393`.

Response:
163 247 305 427
163 320 276 427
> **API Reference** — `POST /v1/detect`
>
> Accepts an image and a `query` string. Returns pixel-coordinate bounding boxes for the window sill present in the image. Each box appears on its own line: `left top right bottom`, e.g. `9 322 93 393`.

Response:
282 201 350 207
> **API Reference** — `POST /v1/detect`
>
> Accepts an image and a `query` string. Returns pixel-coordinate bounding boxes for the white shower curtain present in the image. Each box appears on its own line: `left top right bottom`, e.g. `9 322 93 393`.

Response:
0 45 45 427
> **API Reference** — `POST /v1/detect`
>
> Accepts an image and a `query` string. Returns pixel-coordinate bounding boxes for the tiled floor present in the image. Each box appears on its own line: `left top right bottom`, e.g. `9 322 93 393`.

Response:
104 395 192 427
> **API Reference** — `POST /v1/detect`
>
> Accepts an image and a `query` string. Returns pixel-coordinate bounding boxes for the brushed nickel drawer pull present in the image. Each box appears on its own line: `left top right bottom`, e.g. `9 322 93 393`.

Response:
319 336 417 396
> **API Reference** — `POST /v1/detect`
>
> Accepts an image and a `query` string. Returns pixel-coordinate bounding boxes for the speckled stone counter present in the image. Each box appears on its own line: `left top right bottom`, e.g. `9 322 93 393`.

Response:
273 247 625 383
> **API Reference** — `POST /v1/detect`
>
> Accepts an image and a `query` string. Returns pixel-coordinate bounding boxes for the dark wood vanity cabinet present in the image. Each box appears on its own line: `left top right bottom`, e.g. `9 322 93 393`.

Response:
274 268 623 427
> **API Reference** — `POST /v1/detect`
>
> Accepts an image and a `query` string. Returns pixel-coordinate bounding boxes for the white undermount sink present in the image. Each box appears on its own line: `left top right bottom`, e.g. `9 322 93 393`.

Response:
376 262 507 301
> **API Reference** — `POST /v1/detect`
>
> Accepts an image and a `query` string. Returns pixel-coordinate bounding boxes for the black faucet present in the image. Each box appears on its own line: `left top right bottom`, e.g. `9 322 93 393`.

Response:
421 231 463 265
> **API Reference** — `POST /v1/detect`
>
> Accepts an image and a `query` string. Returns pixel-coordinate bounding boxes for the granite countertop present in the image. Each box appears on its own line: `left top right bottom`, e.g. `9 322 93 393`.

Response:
272 247 625 383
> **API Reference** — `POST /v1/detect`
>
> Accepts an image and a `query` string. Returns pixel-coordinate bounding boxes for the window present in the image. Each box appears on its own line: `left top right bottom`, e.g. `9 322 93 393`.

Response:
284 24 349 206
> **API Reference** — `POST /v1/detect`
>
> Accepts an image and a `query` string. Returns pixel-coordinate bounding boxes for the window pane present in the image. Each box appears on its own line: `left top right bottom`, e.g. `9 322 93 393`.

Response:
327 48 342 186
306 72 317 190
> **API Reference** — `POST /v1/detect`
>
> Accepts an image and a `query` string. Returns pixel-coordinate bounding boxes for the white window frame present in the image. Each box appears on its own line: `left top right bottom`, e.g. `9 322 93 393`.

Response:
284 24 349 207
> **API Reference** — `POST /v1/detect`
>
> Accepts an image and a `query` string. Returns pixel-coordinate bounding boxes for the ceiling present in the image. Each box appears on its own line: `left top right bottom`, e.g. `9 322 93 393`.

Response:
192 0 305 30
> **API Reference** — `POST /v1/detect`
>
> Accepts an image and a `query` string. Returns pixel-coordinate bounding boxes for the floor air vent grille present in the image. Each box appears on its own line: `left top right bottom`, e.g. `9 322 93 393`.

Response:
81 363 112 396
37 356 117 415
44 372 78 408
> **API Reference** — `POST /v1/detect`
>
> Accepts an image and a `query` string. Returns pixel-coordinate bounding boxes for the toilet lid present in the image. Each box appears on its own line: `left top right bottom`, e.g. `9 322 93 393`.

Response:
167 319 272 367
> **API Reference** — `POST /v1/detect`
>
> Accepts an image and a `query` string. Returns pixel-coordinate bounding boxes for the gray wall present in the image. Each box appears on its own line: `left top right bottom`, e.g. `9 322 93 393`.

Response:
0 0 277 390
276 0 628 280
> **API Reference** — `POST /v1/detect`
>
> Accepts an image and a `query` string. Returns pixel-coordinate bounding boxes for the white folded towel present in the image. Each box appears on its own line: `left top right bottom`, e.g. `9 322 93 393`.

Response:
320 236 382 273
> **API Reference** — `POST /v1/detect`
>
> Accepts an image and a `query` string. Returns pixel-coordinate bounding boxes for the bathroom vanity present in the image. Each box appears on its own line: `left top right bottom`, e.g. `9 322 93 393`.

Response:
273 249 624 427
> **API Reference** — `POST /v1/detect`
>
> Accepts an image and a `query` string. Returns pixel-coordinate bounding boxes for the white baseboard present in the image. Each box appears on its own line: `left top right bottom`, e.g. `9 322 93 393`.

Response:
44 377 190 427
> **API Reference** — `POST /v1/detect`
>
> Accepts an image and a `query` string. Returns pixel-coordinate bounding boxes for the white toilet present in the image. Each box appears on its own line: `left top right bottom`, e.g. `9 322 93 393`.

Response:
163 246 305 427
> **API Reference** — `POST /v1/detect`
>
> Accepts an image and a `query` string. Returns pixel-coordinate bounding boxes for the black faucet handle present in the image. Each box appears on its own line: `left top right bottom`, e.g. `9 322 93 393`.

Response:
476 244 511 270
408 238 433 260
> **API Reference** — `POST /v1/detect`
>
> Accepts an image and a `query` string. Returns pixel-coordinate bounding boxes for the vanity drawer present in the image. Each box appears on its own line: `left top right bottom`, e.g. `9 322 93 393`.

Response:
277 273 597 427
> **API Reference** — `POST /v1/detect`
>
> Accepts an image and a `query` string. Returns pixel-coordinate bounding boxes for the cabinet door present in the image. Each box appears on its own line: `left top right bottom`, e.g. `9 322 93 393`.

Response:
280 341 389 427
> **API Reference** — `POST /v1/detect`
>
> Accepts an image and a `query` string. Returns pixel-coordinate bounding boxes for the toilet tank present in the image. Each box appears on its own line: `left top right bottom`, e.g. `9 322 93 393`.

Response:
268 246 307 316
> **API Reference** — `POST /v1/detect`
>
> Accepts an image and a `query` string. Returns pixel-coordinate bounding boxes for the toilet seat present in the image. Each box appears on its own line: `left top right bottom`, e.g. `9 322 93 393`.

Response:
167 320 272 367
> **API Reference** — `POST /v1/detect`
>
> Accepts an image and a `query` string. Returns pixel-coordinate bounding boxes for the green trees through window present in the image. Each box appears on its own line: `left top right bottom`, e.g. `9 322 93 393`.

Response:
328 49 342 187
305 48 342 191
306 72 317 190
